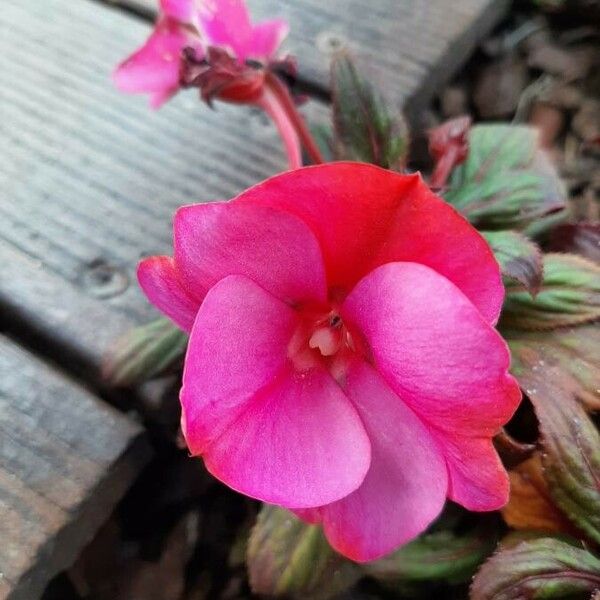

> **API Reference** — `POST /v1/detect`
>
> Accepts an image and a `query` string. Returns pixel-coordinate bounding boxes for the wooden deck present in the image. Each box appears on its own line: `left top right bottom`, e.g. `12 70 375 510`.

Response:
0 0 508 597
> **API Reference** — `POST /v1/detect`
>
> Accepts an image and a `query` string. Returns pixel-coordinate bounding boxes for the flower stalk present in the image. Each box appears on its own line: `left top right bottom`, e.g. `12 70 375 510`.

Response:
263 72 325 166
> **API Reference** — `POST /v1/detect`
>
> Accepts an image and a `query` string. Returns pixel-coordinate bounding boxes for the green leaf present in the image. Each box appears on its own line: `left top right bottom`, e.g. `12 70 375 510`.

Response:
520 368 600 545
507 324 600 411
482 230 543 294
471 537 600 600
247 505 359 599
331 52 407 170
445 124 567 232
501 253 600 330
102 317 188 386
364 525 497 587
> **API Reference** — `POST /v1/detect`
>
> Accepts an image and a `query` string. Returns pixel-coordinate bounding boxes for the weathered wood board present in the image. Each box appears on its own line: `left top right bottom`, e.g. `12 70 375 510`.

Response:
0 0 291 373
105 0 509 114
0 336 151 600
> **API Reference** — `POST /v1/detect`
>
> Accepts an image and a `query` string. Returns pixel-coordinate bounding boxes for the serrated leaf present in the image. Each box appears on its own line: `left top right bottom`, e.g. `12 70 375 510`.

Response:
102 317 188 386
331 52 407 170
501 253 600 330
445 124 567 232
364 525 497 587
247 505 359 599
502 453 574 535
471 537 600 600
482 230 543 294
521 368 600 546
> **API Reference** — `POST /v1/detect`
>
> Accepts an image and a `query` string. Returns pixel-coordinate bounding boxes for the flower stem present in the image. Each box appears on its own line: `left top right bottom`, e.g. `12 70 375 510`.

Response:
265 72 324 165
256 85 303 170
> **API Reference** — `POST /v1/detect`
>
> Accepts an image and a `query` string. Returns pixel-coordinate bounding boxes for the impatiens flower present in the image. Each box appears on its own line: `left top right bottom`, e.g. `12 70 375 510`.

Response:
113 0 316 168
138 162 521 562
114 0 288 107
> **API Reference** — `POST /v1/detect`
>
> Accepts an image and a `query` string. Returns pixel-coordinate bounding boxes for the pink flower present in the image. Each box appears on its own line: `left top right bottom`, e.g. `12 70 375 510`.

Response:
113 0 313 168
138 163 521 562
113 0 288 108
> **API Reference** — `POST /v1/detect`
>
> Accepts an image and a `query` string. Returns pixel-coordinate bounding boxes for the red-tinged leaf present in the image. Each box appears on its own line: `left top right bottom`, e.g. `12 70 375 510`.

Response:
520 368 600 546
550 223 600 263
507 325 600 411
103 317 188 386
247 505 359 599
364 523 497 587
501 253 600 331
331 52 408 170
494 429 536 469
444 124 567 232
471 537 600 600
482 230 543 294
502 453 575 535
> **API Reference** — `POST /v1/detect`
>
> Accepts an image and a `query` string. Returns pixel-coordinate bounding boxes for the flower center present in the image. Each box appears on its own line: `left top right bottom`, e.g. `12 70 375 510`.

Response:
288 304 358 377
308 313 344 357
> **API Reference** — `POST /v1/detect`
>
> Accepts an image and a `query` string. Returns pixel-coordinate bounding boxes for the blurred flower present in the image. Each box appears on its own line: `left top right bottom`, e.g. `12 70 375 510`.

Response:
113 0 311 168
137 162 521 562
114 0 288 107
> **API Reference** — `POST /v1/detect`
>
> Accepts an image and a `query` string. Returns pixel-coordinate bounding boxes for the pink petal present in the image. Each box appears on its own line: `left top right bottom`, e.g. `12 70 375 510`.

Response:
237 163 503 324
248 19 289 59
113 17 203 107
438 435 509 511
174 201 327 305
198 0 253 59
197 0 286 61
205 364 371 507
181 274 297 452
342 262 521 438
137 256 198 331
305 361 447 562
160 0 194 21
182 274 371 507
149 88 176 109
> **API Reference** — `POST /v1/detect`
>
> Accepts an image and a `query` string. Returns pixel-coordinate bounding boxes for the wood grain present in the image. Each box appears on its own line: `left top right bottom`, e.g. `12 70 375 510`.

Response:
105 0 509 113
0 336 151 600
0 0 292 356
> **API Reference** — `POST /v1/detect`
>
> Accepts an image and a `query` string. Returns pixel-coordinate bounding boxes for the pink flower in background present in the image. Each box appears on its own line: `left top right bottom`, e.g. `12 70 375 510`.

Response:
113 0 311 168
137 162 521 562
114 0 288 108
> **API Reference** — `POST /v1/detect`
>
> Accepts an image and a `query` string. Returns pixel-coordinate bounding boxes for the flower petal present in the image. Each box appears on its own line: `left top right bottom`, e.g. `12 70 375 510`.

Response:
181 274 297 453
137 256 198 331
311 361 447 562
205 363 371 507
248 19 289 59
113 17 202 106
197 0 286 61
160 0 194 21
198 0 253 59
174 201 327 305
182 274 371 507
342 262 521 438
237 163 503 323
438 435 509 511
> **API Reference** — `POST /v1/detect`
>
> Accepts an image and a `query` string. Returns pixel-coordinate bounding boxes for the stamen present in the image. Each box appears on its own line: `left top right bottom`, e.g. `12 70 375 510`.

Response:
309 326 342 357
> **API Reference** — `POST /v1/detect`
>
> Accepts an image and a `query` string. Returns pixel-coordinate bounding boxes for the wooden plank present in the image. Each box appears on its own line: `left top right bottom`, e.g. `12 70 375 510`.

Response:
105 0 509 114
0 0 295 369
0 336 151 600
